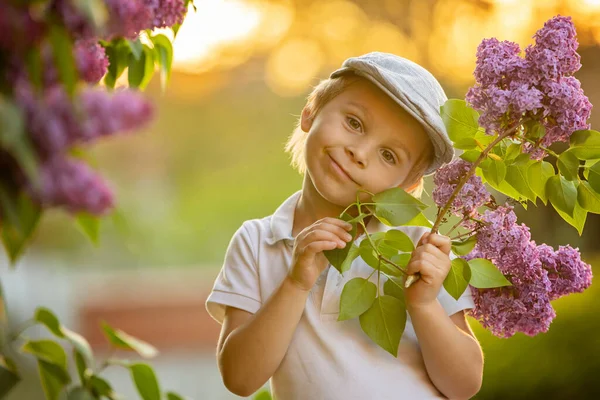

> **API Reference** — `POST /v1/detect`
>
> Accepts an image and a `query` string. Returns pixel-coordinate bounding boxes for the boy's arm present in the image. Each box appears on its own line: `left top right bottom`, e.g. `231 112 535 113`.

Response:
217 276 311 397
408 302 484 400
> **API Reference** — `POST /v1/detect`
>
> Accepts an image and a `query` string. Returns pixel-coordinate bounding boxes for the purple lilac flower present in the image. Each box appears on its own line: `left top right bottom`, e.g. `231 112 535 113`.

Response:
525 15 581 83
15 82 153 159
74 40 109 83
538 244 593 300
27 156 114 215
432 160 490 216
475 206 549 285
473 38 528 87
146 0 187 28
467 15 591 150
540 77 592 147
468 275 555 338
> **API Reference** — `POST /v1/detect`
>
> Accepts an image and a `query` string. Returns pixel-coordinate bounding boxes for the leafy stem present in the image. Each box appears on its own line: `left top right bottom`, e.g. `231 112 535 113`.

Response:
431 120 526 233
520 136 560 158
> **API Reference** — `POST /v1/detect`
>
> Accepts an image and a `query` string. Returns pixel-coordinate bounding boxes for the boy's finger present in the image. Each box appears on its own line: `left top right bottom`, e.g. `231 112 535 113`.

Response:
427 234 451 255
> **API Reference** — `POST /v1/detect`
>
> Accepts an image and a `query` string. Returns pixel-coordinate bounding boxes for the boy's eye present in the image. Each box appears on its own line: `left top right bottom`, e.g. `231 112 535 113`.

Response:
347 117 362 131
381 149 396 164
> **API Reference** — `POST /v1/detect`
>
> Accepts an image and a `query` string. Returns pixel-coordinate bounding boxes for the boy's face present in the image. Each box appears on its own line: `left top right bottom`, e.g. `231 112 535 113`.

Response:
301 77 433 207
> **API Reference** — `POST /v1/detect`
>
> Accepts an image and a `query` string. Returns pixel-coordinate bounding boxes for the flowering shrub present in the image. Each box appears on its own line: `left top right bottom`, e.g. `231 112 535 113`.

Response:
324 15 594 356
0 1 192 399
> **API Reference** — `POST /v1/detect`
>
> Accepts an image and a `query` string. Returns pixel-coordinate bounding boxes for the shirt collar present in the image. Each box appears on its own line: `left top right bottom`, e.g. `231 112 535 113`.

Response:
266 191 302 245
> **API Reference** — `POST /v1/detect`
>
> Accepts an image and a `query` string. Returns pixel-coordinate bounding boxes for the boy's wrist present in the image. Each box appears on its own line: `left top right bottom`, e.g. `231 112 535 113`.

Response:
406 299 441 315
284 274 313 294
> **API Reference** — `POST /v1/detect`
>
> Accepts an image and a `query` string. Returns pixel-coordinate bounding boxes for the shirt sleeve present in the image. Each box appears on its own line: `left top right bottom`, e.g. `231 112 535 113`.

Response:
205 222 262 325
437 251 475 316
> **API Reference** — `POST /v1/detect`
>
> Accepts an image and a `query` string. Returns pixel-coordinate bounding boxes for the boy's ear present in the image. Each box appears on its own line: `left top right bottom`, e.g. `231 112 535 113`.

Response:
300 105 313 132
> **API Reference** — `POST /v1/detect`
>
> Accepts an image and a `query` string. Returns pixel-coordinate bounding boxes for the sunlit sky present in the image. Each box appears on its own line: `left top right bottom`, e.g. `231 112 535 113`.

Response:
169 0 600 95
172 0 264 73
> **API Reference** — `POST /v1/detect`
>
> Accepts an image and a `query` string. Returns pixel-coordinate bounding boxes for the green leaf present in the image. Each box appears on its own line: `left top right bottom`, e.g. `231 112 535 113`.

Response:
104 39 131 89
252 389 272 400
451 235 477 256
383 276 406 305
128 45 155 90
440 99 480 143
0 96 39 187
0 188 41 264
338 278 377 321
167 392 187 400
569 129 600 159
129 363 161 400
505 142 522 162
468 258 512 288
101 322 158 358
67 386 95 400
89 375 115 398
0 356 20 398
527 161 555 205
324 213 357 273
547 175 577 217
38 360 71 400
33 307 95 371
554 200 587 236
557 150 580 181
372 187 427 226
150 34 174 92
75 212 101 245
359 295 407 357
73 350 88 386
21 340 68 369
128 38 144 61
49 25 78 96
586 160 600 193
577 181 600 213
358 239 379 269
482 158 506 186
339 244 360 274
383 229 414 252
35 307 64 338
402 212 432 227
390 253 411 268
443 258 471 300
459 149 482 163
504 161 537 203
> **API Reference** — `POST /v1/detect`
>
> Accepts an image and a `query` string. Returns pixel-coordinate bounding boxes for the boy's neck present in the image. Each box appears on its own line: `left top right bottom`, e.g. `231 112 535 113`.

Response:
292 175 371 237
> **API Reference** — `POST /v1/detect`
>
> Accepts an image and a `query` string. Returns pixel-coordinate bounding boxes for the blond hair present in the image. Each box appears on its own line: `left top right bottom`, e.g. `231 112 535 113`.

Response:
284 73 431 198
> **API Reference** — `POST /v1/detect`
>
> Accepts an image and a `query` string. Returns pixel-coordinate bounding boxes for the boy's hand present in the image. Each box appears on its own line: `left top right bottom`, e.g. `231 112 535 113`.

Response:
288 217 354 291
405 232 452 309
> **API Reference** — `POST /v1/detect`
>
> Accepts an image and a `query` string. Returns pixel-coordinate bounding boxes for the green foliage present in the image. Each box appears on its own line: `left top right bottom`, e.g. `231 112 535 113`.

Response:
444 258 471 300
101 322 158 358
129 363 161 400
467 258 512 288
338 278 377 321
359 296 407 357
372 187 427 226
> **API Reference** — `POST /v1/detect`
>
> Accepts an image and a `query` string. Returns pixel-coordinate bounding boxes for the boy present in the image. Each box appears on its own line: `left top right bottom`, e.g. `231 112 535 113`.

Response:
206 52 484 399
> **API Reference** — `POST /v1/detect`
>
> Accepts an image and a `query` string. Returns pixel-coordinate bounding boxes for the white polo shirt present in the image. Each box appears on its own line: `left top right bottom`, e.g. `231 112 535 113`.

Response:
206 191 474 399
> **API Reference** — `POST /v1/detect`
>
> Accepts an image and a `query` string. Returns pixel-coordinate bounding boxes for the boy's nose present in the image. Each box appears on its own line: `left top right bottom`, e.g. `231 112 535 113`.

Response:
346 146 367 168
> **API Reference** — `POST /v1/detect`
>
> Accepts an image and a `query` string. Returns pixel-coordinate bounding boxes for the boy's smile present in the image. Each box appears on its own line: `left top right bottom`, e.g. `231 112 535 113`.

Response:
299 76 433 215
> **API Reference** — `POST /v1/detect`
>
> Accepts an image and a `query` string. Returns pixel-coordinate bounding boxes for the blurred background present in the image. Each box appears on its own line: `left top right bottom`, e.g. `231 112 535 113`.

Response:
3 0 600 398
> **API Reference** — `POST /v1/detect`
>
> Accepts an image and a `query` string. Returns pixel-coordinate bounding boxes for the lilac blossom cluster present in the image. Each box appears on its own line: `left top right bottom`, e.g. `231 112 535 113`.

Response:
465 16 592 159
13 82 152 215
0 1 178 217
463 206 592 337
57 0 187 40
432 159 491 217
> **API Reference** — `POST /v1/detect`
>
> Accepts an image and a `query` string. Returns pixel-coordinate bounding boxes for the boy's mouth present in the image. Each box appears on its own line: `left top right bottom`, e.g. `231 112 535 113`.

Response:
328 153 359 185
